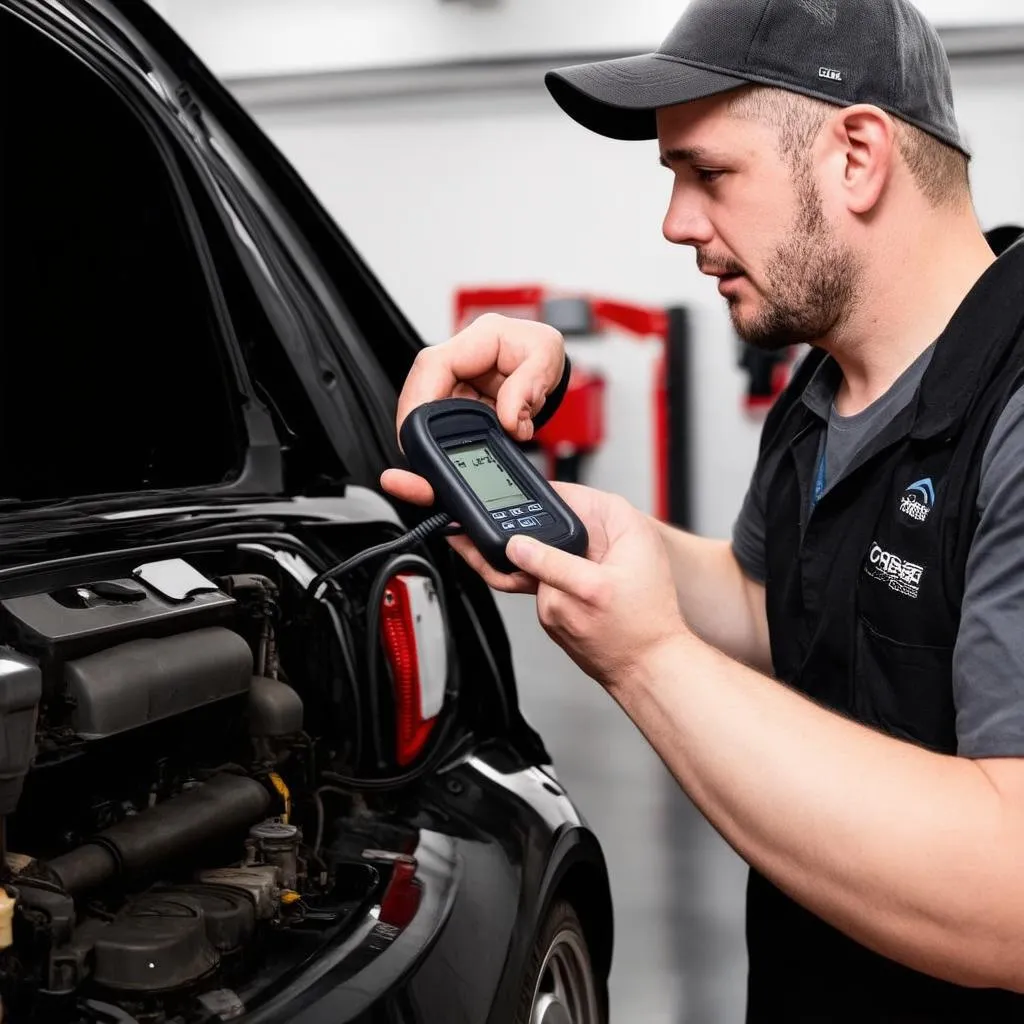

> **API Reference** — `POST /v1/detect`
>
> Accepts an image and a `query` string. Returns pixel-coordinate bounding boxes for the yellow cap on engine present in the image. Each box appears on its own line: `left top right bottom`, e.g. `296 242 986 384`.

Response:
0 889 16 949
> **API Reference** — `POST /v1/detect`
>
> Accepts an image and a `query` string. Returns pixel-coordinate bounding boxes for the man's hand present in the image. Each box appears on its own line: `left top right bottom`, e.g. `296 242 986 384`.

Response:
504 484 688 687
381 313 565 507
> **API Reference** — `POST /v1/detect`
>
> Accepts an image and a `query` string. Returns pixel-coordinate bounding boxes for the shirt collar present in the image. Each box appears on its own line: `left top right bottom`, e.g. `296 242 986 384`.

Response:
801 353 843 422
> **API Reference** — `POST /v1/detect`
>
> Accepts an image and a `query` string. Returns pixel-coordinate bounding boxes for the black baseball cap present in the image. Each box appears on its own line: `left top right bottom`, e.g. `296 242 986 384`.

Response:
545 0 967 154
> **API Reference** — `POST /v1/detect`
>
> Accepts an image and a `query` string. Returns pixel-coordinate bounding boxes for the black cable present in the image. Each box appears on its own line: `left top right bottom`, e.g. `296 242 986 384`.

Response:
300 512 471 789
322 553 463 791
321 729 477 794
305 513 457 766
322 599 363 768
306 513 452 599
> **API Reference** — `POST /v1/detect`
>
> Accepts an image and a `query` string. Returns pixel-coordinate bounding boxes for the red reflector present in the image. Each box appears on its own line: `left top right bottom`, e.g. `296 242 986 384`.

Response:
379 858 422 928
379 576 443 766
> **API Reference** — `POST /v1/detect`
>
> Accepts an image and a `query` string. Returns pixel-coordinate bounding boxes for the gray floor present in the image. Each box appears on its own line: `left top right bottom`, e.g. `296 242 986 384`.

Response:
496 593 750 1024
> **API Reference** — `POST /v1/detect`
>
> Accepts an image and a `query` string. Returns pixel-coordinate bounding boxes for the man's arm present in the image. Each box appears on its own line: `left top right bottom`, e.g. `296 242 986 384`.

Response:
654 453 774 673
505 488 1024 993
654 521 772 674
624 636 1024 992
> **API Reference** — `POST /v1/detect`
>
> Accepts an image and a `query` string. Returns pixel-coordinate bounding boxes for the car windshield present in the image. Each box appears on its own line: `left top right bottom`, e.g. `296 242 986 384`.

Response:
0 9 245 505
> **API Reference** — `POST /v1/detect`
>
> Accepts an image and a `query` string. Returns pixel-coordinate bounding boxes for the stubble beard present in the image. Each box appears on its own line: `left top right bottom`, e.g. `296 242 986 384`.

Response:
731 169 863 353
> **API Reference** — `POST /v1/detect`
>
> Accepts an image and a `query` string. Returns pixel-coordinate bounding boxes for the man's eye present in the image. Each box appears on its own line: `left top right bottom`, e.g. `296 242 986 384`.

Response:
696 168 724 184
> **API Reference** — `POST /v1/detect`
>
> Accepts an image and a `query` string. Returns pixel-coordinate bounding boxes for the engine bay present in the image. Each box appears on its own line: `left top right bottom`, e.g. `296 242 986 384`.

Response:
0 535 439 1024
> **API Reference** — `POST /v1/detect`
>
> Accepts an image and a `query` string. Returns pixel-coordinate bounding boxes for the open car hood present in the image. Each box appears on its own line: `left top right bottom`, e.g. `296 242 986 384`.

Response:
2 0 425 513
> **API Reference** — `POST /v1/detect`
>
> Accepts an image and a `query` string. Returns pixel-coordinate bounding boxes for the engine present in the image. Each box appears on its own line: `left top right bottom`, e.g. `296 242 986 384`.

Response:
0 556 358 1023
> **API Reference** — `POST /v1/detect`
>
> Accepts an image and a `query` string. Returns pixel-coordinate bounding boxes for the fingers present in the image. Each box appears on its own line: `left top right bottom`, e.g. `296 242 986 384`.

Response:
506 535 605 602
380 468 435 507
396 315 564 443
447 535 538 594
493 337 564 441
397 329 496 438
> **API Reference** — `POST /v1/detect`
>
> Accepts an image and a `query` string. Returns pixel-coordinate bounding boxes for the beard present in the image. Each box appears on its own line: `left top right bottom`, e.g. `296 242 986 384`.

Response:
708 169 862 352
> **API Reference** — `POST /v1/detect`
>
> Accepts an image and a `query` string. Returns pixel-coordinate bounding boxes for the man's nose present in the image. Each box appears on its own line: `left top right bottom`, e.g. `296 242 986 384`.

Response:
662 186 714 248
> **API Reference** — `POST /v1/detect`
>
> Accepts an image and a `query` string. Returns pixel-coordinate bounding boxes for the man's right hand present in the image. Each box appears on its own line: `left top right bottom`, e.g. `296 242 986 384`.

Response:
380 313 566 507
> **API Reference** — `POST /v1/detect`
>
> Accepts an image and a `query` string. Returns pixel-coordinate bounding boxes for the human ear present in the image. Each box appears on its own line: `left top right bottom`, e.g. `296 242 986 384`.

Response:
825 105 896 215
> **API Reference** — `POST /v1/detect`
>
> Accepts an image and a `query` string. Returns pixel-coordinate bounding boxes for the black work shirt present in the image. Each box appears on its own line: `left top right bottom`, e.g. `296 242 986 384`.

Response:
736 238 1024 1020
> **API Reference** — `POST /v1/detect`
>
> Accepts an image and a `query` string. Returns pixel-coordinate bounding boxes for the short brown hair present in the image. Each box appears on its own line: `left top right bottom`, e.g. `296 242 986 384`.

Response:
726 86 970 208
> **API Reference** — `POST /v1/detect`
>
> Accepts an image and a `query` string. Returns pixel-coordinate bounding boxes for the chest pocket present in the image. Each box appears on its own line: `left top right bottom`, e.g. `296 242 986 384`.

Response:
853 450 959 752
853 616 956 752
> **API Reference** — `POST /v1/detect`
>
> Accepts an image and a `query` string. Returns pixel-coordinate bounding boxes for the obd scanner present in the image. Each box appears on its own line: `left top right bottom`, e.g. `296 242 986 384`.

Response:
401 399 589 574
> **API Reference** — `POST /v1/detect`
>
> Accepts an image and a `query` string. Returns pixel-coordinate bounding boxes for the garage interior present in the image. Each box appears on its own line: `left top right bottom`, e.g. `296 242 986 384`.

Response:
145 2 1024 1020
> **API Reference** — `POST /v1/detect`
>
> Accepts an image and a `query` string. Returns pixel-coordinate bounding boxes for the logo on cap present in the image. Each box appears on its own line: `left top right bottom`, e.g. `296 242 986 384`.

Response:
818 67 843 82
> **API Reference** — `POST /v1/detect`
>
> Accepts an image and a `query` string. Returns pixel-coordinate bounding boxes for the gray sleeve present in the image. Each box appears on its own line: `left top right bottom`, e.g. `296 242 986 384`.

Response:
731 471 768 585
953 384 1024 757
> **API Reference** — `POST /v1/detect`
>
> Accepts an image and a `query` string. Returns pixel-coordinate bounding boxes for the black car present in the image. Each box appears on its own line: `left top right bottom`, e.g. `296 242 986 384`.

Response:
0 3 613 1022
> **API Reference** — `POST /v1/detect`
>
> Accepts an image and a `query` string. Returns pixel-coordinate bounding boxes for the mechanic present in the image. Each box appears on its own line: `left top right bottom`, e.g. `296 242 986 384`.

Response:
383 0 1024 1018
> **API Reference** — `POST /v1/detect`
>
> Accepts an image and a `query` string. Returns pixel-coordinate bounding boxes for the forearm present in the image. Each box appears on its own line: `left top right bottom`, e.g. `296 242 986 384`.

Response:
614 633 1024 991
654 519 771 672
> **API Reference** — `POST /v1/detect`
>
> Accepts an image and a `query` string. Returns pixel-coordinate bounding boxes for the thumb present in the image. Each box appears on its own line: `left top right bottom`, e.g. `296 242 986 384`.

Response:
506 535 600 597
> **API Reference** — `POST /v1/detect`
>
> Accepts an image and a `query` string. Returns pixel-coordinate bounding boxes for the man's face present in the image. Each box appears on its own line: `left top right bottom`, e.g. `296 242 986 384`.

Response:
657 95 861 351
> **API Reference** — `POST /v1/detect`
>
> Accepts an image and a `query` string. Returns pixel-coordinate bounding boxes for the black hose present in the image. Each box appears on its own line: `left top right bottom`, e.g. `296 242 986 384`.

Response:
48 775 270 894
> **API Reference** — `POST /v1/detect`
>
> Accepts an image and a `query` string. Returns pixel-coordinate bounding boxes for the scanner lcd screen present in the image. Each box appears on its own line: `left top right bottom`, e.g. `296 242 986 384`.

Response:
446 442 530 512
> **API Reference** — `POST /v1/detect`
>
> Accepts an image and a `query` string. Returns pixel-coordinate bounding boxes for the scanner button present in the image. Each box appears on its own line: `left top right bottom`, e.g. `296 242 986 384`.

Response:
518 516 540 529
534 513 555 527
501 521 517 531
527 503 543 513
491 511 508 520
509 507 525 517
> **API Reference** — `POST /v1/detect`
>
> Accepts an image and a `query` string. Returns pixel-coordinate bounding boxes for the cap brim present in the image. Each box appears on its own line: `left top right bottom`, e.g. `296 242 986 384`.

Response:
545 54 749 141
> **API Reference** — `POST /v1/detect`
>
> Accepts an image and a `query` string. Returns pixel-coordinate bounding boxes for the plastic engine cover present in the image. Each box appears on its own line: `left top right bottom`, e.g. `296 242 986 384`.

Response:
65 627 251 739
1 560 235 663
93 893 219 993
154 884 256 953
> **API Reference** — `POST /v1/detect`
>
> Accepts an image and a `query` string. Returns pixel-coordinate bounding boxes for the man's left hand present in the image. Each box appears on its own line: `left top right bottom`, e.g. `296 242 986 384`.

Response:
505 483 688 687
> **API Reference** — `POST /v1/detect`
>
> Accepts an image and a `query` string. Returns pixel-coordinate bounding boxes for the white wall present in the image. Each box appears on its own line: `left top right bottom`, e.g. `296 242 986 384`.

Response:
241 58 1024 539
163 0 1024 81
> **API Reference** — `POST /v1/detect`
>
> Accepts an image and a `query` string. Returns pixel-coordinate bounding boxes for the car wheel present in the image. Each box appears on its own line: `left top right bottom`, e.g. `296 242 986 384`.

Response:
515 899 607 1024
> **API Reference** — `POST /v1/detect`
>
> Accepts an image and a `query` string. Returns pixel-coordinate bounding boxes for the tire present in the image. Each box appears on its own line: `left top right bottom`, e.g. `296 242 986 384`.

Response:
514 899 608 1024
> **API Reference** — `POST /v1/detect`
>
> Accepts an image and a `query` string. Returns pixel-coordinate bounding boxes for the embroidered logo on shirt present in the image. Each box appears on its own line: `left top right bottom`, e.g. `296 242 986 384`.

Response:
818 67 843 82
898 477 936 525
865 542 926 598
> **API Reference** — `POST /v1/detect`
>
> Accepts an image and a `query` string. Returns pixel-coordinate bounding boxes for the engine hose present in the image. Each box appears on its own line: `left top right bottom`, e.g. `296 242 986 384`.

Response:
47 774 271 894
